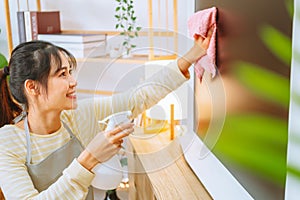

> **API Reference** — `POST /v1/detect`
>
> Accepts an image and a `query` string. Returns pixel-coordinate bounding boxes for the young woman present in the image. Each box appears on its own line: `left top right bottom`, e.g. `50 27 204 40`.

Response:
0 28 212 199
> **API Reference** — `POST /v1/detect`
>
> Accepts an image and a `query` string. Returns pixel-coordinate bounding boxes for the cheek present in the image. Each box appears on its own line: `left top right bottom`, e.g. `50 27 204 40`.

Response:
46 81 68 98
49 79 69 90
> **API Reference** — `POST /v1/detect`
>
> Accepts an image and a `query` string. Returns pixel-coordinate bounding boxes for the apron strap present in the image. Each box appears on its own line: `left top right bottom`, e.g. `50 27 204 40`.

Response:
24 117 32 164
25 118 85 164
61 121 85 149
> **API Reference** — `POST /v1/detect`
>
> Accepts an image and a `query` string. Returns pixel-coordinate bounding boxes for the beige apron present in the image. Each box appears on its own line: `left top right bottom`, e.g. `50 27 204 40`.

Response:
24 117 94 199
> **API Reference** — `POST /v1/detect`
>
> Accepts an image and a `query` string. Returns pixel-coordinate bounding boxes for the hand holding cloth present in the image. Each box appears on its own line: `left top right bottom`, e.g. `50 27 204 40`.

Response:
188 6 218 82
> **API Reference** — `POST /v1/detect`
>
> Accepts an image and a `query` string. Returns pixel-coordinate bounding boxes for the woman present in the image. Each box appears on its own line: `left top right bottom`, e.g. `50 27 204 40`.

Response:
0 27 212 199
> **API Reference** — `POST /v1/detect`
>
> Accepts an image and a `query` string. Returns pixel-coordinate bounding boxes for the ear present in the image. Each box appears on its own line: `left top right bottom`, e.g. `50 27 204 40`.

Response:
24 79 40 95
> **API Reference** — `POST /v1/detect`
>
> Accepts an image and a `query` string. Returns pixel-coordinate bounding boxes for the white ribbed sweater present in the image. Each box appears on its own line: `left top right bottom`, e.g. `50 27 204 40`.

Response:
0 61 188 199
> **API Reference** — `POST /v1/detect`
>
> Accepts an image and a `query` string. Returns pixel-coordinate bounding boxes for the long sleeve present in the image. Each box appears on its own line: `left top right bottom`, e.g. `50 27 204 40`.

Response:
62 60 189 146
0 126 94 200
118 59 189 117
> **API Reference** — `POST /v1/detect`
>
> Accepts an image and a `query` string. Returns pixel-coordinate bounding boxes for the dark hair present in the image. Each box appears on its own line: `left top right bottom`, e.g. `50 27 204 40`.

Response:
0 40 76 127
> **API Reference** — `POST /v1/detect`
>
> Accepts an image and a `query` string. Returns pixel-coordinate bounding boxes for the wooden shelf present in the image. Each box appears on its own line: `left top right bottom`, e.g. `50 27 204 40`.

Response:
75 54 150 64
76 54 177 64
61 29 178 37
4 0 178 59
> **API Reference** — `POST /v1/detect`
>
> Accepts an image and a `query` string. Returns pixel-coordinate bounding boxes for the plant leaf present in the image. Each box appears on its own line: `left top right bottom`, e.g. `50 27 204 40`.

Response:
285 0 294 18
233 61 290 108
113 0 141 41
211 114 288 186
259 24 292 66
287 165 300 180
0 53 8 69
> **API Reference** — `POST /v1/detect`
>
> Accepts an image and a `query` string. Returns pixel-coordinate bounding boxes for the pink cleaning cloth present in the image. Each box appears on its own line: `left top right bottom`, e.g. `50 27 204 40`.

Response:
188 6 217 82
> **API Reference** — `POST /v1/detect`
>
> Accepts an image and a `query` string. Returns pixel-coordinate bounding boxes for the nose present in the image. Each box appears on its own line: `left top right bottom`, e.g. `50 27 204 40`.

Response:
69 75 77 87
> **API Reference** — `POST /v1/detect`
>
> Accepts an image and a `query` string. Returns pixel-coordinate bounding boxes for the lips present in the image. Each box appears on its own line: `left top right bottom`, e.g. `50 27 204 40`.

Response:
66 92 77 99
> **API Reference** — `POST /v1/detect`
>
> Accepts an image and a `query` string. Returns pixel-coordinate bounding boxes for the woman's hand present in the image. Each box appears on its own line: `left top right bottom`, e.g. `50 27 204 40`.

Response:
178 25 215 76
77 123 134 171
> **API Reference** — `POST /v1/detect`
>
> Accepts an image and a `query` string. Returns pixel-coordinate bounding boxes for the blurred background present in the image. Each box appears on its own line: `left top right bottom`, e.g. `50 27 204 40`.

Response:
195 0 293 199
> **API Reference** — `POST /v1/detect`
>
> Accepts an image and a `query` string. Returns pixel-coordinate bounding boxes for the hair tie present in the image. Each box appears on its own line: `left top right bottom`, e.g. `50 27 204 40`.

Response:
3 66 10 76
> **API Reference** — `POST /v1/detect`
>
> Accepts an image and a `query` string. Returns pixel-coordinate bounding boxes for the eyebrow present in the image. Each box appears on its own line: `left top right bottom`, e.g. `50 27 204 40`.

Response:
54 66 70 74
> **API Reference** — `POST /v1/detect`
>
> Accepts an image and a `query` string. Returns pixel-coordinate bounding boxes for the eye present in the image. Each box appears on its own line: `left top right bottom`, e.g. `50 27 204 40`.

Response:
59 70 67 77
69 69 73 75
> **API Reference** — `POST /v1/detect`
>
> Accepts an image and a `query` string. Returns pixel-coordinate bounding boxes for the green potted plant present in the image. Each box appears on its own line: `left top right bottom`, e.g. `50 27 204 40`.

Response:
114 0 142 57
0 29 8 69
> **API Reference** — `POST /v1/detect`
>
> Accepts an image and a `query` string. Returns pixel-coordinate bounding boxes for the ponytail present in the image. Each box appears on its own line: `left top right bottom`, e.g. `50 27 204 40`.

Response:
0 67 21 128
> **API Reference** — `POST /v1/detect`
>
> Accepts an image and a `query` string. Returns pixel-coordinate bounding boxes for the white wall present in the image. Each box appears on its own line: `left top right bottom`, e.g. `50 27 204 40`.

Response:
0 1 9 56
285 0 300 199
0 0 195 58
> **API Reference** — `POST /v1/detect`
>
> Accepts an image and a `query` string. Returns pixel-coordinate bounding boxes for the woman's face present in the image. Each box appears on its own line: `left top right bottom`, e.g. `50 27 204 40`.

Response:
39 51 78 112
